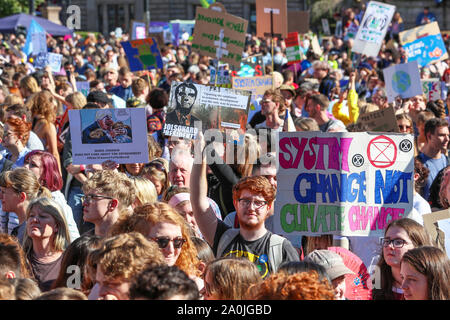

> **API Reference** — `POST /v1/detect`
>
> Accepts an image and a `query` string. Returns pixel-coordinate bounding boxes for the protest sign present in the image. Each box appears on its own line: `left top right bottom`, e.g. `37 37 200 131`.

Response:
163 81 251 139
322 19 331 36
232 75 273 122
352 1 396 57
285 32 303 65
131 21 147 40
383 60 422 103
209 63 231 85
230 54 265 77
34 52 63 73
149 22 180 46
76 81 90 97
288 11 309 34
335 20 343 37
421 79 442 102
121 38 163 72
356 106 400 133
68 108 148 165
311 35 323 56
256 0 287 39
400 22 449 67
423 209 450 251
274 131 414 238
192 3 248 68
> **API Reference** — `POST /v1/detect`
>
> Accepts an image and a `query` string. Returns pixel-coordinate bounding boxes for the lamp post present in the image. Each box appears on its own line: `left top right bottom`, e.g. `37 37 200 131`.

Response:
29 0 35 16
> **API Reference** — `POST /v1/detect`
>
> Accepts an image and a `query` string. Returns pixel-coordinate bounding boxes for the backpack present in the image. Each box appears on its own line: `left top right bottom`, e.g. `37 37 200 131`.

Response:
216 228 285 273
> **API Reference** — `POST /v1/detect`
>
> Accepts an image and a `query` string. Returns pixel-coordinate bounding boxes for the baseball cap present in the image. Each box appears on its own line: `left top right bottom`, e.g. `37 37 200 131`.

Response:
305 250 355 281
87 90 113 105
279 84 296 97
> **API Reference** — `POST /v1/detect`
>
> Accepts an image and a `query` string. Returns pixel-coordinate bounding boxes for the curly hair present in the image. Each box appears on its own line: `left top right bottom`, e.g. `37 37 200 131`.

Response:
88 232 165 282
414 157 430 194
245 270 336 300
232 175 276 205
26 90 57 123
5 117 32 145
110 202 200 277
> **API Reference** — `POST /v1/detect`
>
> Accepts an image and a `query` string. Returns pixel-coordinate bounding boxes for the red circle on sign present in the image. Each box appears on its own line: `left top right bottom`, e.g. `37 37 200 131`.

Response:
367 135 397 168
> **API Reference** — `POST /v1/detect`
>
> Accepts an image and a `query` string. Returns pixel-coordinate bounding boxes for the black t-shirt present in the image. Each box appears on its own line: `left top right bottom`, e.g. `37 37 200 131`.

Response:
212 220 299 279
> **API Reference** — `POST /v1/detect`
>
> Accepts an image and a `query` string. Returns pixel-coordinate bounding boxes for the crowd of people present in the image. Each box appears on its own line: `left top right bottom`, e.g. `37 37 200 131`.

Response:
0 3 449 301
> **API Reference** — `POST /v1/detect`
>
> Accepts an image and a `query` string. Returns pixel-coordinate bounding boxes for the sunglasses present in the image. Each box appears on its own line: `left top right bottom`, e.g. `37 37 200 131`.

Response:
145 161 166 173
151 236 186 249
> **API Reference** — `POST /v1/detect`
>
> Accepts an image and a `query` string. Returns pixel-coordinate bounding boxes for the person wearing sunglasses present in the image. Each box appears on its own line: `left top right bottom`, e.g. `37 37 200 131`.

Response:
142 158 170 200
372 218 432 300
191 131 299 279
111 202 202 290
81 170 136 237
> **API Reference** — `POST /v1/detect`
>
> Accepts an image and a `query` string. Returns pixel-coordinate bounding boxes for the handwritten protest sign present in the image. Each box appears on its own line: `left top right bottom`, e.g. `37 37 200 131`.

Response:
163 81 251 139
192 3 248 68
34 52 63 72
121 38 163 72
285 32 303 65
131 21 147 40
400 22 448 67
421 79 442 102
352 1 396 57
383 60 422 103
256 0 287 38
68 108 149 165
356 106 400 133
232 75 273 122
230 54 265 77
288 11 309 34
210 63 231 85
274 131 414 238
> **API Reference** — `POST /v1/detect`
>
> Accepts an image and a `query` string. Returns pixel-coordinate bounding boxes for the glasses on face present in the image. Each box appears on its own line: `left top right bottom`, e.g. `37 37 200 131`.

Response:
81 194 114 203
398 125 411 130
145 161 166 173
238 198 268 210
151 236 186 249
381 238 409 248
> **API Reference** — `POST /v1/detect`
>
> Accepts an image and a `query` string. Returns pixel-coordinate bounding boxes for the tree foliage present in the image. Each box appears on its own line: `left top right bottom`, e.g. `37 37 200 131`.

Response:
0 0 45 18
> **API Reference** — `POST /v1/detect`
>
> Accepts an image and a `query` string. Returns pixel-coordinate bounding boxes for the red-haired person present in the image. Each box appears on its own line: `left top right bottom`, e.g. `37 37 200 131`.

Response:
190 132 299 279
24 150 80 242
2 117 32 169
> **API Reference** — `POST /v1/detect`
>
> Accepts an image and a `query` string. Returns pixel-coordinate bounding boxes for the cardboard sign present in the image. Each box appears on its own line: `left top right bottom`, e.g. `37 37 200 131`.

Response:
356 106 400 133
400 22 449 67
274 131 414 238
256 0 287 38
131 21 147 40
288 11 310 34
230 54 265 77
34 52 63 72
192 3 248 68
232 75 273 122
423 209 450 251
68 108 149 165
383 60 422 103
121 38 163 72
285 32 303 65
352 1 396 57
163 81 251 139
311 35 323 56
421 79 442 102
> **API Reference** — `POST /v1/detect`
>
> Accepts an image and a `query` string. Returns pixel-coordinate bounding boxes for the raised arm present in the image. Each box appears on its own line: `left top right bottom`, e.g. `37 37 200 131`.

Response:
190 131 218 247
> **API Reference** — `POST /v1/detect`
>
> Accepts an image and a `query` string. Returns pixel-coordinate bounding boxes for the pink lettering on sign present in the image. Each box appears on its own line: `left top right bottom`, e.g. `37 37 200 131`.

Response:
349 206 405 232
279 136 353 172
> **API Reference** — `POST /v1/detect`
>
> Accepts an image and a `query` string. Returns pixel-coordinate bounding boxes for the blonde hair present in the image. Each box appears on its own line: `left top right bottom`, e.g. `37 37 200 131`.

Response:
22 197 71 255
111 202 200 277
35 287 87 300
82 170 136 210
19 76 39 95
65 92 87 110
295 117 320 131
131 176 158 206
2 168 51 202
